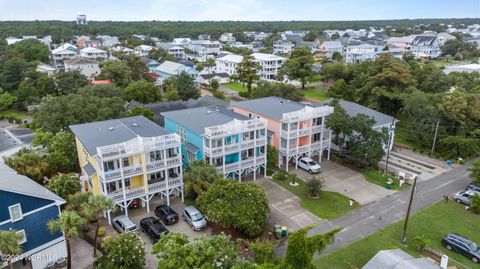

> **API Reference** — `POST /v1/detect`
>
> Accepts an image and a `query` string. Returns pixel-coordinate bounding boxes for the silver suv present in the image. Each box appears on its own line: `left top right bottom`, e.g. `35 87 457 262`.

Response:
453 190 480 205
112 215 139 234
183 206 207 231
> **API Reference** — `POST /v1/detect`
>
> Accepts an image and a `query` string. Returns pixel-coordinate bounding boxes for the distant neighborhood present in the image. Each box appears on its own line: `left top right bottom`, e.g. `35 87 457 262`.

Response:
0 15 479 269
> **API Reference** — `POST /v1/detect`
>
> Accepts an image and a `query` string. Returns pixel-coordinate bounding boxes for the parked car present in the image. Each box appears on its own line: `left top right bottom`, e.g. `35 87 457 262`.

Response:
183 206 207 231
112 215 139 234
139 217 169 243
155 205 179 225
128 198 141 209
297 157 321 174
453 190 480 205
442 233 480 263
467 182 480 192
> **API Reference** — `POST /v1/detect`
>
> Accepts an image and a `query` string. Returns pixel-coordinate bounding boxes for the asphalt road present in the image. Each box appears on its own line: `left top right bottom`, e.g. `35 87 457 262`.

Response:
275 163 473 257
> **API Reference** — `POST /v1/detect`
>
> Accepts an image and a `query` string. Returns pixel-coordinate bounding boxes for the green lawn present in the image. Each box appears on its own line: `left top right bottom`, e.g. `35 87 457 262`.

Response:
273 177 359 220
314 202 480 269
301 86 329 101
0 109 31 121
224 82 247 92
308 74 323 83
362 168 409 191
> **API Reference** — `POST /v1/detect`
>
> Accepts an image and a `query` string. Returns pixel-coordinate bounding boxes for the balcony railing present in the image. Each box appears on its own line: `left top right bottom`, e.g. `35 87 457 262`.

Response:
97 135 181 160
282 106 334 123
146 156 181 171
205 138 266 157
107 177 184 202
107 186 145 202
215 155 266 172
104 164 143 181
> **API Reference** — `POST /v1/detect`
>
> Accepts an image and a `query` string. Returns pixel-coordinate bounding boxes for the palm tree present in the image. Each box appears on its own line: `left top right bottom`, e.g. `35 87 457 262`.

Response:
0 230 23 269
185 160 222 196
48 210 86 269
83 195 115 257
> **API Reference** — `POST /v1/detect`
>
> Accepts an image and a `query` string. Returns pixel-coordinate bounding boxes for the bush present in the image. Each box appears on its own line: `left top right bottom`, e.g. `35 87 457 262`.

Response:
287 173 298 185
307 177 322 198
273 170 288 181
250 240 276 264
413 235 430 252
471 194 480 214
98 226 106 237
239 91 251 98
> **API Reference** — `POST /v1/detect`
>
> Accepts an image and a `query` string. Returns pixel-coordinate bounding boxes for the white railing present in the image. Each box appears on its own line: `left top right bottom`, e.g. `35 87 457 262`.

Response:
312 125 322 133
146 156 181 171
204 118 267 138
148 181 167 193
97 135 181 160
103 164 143 181
168 177 183 187
205 138 266 157
282 105 334 123
107 186 145 202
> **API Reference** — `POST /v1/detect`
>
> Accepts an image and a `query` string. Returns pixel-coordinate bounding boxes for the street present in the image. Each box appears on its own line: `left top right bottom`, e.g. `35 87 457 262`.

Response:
275 163 473 257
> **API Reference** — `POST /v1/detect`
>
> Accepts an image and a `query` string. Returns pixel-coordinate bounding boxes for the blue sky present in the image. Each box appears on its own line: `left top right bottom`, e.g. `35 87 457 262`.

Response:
0 0 478 21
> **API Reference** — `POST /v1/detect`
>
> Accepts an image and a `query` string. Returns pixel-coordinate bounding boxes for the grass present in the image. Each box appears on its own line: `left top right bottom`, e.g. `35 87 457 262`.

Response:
0 109 32 121
273 176 359 220
314 201 480 269
362 168 409 191
308 74 323 82
301 86 329 101
224 82 247 92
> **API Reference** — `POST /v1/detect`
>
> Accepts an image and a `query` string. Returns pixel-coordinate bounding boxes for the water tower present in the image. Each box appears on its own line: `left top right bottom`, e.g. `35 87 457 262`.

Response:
76 13 87 25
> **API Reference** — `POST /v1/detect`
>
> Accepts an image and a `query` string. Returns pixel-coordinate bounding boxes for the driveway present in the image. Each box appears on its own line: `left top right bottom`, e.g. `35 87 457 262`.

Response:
112 196 211 269
254 178 322 231
291 160 395 205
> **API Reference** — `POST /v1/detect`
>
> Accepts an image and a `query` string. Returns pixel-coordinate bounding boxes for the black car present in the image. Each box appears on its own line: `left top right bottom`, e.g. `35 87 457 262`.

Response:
139 217 169 243
155 205 179 225
442 233 480 264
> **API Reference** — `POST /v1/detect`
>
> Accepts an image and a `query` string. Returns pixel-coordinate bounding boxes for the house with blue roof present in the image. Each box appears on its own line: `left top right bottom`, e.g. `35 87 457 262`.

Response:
154 60 198 85
162 107 268 181
0 163 67 269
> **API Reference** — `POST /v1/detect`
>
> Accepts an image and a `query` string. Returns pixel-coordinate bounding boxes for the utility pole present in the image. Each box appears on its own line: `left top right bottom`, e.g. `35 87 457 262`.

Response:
383 118 395 176
431 120 440 155
401 174 418 244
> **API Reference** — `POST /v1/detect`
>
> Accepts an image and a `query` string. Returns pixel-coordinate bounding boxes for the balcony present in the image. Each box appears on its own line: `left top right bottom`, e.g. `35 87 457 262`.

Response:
205 138 266 157
107 177 184 202
215 155 266 172
107 186 145 202
146 156 181 171
103 164 143 181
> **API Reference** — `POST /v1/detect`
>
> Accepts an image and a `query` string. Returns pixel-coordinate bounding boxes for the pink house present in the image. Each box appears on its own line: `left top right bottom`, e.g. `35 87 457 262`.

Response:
232 97 334 171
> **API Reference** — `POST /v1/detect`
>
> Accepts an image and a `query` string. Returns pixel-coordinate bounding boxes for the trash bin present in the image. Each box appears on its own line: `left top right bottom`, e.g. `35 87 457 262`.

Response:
385 180 393 189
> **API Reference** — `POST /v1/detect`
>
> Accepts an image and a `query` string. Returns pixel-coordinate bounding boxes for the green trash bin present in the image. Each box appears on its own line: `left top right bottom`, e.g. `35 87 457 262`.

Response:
385 179 393 189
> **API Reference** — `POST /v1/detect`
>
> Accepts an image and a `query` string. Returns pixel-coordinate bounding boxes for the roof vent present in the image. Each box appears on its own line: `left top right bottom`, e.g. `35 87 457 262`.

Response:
207 110 212 114
132 123 139 127
108 127 115 131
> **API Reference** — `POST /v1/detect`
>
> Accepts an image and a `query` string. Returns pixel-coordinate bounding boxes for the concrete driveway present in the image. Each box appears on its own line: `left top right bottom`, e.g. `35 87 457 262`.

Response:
112 196 211 269
254 178 322 231
291 160 395 205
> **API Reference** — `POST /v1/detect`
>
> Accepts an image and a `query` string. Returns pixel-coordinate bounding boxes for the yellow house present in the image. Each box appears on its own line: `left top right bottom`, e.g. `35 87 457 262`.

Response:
69 116 183 222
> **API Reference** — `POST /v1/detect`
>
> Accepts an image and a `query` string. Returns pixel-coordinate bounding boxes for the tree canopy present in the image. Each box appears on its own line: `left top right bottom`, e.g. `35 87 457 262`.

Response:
280 47 315 89
197 180 270 238
123 80 161 103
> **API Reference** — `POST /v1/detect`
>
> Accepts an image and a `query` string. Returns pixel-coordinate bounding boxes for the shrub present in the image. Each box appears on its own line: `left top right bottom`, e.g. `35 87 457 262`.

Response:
307 177 322 198
273 170 288 181
413 235 430 252
471 194 480 214
250 240 276 264
287 173 298 185
98 226 106 237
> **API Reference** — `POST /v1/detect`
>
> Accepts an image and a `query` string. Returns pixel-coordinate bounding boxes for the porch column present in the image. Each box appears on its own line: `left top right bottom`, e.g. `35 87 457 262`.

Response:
107 210 112 225
165 170 170 206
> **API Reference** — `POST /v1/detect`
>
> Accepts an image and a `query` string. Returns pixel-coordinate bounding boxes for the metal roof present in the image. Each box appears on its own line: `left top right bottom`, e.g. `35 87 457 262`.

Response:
185 142 200 153
82 163 96 177
312 99 396 127
69 116 170 156
362 249 440 269
232 96 306 120
162 107 250 134
0 162 65 203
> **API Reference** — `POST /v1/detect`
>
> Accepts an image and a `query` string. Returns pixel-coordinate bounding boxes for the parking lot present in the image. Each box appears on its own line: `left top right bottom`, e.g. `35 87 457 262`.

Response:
111 195 211 269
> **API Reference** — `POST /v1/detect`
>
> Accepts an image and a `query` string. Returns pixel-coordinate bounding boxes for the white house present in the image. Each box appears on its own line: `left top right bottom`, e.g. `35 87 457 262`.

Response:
386 36 414 53
215 53 244 76
197 73 230 85
154 61 198 84
97 35 120 47
36 63 56 77
172 38 192 46
437 32 456 46
409 36 440 59
273 41 294 55
51 43 78 68
134 45 155 57
110 45 135 55
64 58 101 79
251 53 286 80
80 47 108 60
318 41 343 59
345 43 378 63
219 33 236 43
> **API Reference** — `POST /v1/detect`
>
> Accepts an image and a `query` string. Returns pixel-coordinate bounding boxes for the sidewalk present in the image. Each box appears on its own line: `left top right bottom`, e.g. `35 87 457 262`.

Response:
71 237 96 269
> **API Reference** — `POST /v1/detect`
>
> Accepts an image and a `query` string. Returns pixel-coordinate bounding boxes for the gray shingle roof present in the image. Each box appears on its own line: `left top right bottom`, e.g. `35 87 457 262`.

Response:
0 162 65 203
362 249 441 269
312 99 396 127
69 116 170 156
185 142 200 153
162 107 249 134
232 97 306 120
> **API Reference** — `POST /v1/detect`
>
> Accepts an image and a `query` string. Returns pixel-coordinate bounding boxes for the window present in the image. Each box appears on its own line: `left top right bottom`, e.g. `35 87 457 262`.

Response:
177 126 187 144
122 158 130 167
187 151 196 162
124 178 131 188
104 160 118 171
150 150 163 161
16 230 27 244
9 204 22 222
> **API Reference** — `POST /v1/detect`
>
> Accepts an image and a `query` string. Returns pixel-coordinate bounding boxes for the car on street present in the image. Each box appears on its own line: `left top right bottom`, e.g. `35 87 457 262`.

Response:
155 204 179 225
112 215 139 234
442 233 480 263
297 157 321 174
183 206 207 231
453 190 480 205
139 216 169 243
